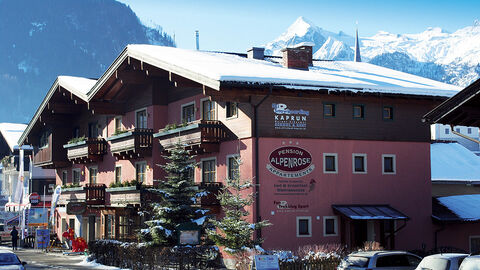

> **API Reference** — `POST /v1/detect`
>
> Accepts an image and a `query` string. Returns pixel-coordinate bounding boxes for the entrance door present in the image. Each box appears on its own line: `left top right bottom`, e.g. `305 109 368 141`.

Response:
353 221 367 248
88 216 95 242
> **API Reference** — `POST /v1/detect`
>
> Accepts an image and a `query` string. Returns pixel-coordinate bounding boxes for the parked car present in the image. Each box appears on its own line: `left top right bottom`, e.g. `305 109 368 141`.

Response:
337 251 422 270
0 250 27 270
416 253 468 270
459 255 480 270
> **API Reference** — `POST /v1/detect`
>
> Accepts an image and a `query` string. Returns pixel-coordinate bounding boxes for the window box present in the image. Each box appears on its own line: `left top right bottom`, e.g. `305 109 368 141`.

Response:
63 138 107 164
106 128 153 159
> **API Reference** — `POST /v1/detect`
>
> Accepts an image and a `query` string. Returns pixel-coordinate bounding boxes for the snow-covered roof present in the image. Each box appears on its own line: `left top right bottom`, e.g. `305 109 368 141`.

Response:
431 142 480 182
0 123 27 152
57 76 96 102
436 195 480 221
122 45 460 97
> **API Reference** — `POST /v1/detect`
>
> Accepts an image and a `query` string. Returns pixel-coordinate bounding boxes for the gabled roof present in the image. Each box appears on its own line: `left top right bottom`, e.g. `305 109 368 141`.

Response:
0 123 27 152
431 142 480 182
89 45 460 99
18 76 96 145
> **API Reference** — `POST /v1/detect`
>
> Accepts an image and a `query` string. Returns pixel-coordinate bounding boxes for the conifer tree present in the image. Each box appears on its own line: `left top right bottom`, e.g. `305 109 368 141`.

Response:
140 144 207 246
208 157 270 254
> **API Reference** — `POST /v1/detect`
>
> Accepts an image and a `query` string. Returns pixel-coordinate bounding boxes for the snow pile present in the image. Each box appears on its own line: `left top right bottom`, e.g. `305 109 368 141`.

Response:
78 256 129 269
431 142 480 181
437 195 480 221
0 123 27 151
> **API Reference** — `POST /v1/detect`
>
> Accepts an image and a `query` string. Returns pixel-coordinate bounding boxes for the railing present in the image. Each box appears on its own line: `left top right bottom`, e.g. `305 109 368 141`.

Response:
85 184 106 205
64 138 107 163
198 182 223 206
154 120 229 153
107 128 153 159
33 146 52 166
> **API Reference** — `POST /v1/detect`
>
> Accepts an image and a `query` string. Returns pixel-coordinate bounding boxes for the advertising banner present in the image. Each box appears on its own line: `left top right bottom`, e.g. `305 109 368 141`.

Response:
254 255 280 270
28 208 48 227
50 185 62 224
36 229 49 249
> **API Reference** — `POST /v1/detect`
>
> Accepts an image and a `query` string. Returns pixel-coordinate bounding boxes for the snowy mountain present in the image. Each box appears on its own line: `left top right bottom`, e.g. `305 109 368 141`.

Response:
265 17 480 87
0 0 175 123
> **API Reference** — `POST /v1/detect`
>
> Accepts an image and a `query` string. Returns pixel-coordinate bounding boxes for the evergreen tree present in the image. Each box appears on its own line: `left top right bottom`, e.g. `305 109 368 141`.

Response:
208 157 271 254
140 144 207 246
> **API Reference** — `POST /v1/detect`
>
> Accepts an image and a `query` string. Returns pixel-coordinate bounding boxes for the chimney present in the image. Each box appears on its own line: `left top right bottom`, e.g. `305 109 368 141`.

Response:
247 47 265 60
281 42 314 70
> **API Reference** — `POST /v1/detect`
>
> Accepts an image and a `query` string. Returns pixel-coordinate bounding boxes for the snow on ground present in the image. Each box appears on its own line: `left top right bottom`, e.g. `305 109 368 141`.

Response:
431 142 480 181
78 256 131 270
437 195 480 221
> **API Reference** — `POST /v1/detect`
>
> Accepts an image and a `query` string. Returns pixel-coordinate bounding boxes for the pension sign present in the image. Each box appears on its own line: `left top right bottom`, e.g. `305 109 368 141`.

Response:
267 146 314 178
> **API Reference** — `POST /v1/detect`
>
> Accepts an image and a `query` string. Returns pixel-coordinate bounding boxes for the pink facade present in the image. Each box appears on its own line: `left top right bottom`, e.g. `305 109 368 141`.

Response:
258 138 433 251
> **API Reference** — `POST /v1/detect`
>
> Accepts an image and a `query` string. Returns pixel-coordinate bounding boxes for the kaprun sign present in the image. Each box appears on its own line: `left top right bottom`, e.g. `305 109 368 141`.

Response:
267 146 314 178
272 103 309 130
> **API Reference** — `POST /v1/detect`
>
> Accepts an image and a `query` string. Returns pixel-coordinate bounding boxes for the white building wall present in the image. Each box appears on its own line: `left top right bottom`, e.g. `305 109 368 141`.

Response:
431 124 480 153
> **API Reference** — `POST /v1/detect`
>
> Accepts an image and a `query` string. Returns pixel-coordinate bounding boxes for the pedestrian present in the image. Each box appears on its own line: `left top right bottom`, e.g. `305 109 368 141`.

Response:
10 226 18 250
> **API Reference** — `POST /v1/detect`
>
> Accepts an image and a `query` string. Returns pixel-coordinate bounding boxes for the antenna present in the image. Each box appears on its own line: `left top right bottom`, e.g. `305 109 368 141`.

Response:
195 30 199 50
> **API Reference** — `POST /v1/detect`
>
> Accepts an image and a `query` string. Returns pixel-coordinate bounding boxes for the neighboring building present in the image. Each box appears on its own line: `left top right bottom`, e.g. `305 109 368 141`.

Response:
431 124 480 154
425 78 480 254
19 44 460 251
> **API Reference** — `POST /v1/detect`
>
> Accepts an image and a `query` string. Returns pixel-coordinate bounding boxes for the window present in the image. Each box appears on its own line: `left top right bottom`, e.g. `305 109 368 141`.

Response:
72 169 81 184
40 131 49 148
118 216 129 240
383 106 393 120
445 128 450 134
382 154 396 174
72 127 80 138
296 216 312 237
323 216 338 236
323 103 335 118
456 128 460 133
115 166 122 184
89 167 98 184
186 162 195 182
104 215 114 239
352 154 367 174
376 255 420 267
136 109 147 129
353 104 364 119
227 155 240 180
114 116 123 133
136 162 147 183
62 171 68 186
202 99 215 120
468 128 472 134
69 218 75 232
88 122 98 138
202 158 216 183
226 102 238 118
181 103 195 123
323 153 338 173
470 236 480 254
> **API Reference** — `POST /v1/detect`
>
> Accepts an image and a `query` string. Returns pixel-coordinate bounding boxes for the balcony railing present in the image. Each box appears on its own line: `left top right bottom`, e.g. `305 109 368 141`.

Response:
106 128 153 159
85 184 106 205
154 120 229 154
33 143 69 169
198 182 223 206
64 138 107 164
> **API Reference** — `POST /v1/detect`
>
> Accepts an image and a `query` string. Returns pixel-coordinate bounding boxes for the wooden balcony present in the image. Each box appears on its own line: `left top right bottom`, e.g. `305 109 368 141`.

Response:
63 138 107 164
198 182 223 206
33 144 69 169
154 120 229 154
106 128 153 159
85 184 106 205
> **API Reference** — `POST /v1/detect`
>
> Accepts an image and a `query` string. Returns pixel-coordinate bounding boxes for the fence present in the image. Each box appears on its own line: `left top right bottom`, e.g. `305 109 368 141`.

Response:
279 259 340 270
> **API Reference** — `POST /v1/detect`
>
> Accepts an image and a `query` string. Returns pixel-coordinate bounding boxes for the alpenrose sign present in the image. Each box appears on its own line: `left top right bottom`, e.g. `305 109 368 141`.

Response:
267 146 314 178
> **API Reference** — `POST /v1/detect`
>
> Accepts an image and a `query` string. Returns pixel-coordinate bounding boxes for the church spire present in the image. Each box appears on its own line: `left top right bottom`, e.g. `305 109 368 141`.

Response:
354 25 362 62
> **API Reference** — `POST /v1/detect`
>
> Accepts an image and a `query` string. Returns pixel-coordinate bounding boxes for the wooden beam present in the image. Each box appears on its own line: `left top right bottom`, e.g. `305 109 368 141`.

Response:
88 101 125 115
102 80 124 101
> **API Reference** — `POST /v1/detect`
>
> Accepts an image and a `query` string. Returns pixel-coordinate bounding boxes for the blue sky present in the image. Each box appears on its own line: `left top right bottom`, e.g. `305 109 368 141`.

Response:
117 0 480 52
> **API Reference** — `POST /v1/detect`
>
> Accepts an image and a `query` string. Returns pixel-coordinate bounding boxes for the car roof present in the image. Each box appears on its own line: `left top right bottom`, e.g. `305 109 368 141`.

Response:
349 251 414 257
424 253 469 259
0 250 15 255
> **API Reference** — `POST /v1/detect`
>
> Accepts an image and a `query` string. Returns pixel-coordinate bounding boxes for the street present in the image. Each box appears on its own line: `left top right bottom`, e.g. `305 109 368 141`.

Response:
0 246 123 270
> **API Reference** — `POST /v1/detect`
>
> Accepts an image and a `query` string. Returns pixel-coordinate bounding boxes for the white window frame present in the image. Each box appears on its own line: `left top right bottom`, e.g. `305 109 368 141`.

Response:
226 154 240 180
201 157 217 183
72 168 81 184
469 235 480 253
352 153 367 174
88 166 98 184
114 116 123 133
114 165 122 184
135 107 148 129
180 101 196 123
382 154 396 175
323 216 338 237
323 153 338 174
296 216 312 237
135 161 147 183
200 98 217 120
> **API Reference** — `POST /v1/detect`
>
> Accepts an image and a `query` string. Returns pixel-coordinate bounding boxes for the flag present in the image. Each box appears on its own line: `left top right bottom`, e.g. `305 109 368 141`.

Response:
13 148 24 204
50 185 62 224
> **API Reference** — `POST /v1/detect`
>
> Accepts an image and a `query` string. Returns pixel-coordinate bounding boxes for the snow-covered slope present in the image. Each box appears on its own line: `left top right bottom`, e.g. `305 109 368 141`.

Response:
265 17 480 87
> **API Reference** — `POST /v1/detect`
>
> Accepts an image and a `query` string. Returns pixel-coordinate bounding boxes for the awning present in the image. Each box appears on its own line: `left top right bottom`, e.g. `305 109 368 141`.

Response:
332 205 409 220
433 195 480 223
